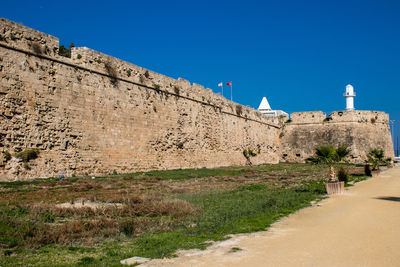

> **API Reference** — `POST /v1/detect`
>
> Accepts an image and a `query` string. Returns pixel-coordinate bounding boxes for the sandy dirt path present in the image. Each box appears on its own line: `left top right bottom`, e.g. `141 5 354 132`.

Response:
144 167 400 267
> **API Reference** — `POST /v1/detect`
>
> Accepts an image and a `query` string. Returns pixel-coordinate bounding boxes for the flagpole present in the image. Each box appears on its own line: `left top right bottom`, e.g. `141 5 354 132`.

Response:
230 83 232 101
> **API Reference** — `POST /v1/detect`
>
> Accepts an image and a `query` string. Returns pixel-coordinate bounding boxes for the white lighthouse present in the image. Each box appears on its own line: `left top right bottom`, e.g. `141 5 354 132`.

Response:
344 84 356 110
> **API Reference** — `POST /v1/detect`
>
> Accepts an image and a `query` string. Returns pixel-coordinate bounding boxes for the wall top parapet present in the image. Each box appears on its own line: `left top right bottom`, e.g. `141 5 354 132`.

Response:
0 17 282 129
0 18 59 57
289 110 389 124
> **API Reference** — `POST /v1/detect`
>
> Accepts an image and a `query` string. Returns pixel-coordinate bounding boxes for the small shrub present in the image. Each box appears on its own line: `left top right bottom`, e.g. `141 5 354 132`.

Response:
235 105 243 116
174 86 180 95
96 59 102 64
364 164 372 176
9 33 16 40
23 162 30 170
2 151 11 161
285 119 292 123
41 212 55 223
68 42 75 50
323 117 332 122
337 167 348 184
77 54 82 59
104 62 118 86
58 45 71 58
126 69 132 77
14 149 40 162
78 257 96 265
113 170 117 175
243 149 257 165
230 247 242 253
119 219 136 236
153 84 160 90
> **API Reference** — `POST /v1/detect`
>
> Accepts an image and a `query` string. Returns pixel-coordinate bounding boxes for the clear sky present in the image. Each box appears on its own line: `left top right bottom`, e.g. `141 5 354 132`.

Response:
2 0 400 155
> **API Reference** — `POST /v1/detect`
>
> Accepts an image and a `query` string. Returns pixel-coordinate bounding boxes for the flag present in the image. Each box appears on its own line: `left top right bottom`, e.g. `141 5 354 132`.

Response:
218 82 223 87
227 81 232 86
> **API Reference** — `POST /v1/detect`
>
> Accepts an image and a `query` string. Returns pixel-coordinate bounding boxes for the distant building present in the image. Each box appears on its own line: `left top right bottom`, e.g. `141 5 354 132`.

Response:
344 84 356 110
257 96 288 117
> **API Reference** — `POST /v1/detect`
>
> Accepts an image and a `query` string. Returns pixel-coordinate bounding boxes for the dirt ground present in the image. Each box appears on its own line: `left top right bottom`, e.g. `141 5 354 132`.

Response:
144 166 400 267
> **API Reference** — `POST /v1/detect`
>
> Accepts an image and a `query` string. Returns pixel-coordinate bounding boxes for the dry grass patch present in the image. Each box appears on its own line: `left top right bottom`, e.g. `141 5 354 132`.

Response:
0 163 365 259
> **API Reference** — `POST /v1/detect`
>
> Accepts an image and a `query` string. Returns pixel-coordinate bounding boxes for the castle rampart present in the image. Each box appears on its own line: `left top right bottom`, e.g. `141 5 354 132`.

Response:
280 110 394 162
0 18 394 180
0 18 282 180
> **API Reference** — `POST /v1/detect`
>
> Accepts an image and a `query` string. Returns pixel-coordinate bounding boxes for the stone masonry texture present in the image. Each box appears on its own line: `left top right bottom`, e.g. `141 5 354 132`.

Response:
0 18 282 180
0 18 394 181
280 111 394 163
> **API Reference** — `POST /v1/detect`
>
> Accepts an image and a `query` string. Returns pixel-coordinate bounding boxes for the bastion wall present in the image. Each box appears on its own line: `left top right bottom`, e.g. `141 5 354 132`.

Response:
280 110 394 163
0 18 282 180
0 18 394 180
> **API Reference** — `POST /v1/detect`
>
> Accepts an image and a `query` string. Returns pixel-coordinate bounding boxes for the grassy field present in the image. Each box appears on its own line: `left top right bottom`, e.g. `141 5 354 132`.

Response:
0 163 367 266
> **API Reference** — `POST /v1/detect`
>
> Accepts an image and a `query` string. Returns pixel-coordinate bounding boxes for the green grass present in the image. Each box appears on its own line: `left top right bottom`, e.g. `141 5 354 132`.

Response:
0 166 247 189
0 163 368 266
0 182 326 265
346 174 369 186
105 166 250 181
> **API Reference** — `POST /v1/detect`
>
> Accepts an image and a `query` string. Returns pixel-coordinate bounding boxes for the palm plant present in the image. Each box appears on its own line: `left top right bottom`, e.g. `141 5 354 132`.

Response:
367 149 391 170
314 145 338 181
336 146 351 162
310 145 351 181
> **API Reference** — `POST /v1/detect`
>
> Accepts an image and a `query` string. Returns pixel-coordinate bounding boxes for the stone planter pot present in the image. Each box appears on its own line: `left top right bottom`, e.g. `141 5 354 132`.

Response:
324 181 344 195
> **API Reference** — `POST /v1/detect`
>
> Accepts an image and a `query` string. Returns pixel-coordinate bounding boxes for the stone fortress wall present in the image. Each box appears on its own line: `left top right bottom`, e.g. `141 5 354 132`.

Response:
0 18 394 180
280 110 394 163
0 18 282 180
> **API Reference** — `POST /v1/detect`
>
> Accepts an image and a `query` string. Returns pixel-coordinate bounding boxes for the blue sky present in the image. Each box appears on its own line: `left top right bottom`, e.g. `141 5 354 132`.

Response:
2 0 400 154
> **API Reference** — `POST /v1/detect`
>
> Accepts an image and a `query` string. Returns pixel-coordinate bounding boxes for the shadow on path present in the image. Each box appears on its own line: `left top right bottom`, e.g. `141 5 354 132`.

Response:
375 196 400 202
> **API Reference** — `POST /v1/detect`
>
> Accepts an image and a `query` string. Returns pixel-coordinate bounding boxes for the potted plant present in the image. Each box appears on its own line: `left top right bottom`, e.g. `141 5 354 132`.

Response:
367 149 392 175
308 145 350 194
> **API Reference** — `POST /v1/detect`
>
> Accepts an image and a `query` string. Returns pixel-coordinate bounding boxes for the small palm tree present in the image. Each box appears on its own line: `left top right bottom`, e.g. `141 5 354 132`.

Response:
336 146 351 162
314 146 338 181
367 149 391 170
310 145 351 181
